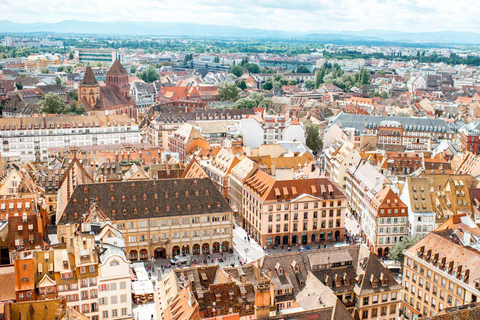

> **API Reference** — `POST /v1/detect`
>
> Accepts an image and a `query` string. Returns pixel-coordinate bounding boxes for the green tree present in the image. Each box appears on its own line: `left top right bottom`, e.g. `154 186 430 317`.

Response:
258 98 272 109
303 121 322 151
248 92 265 106
40 68 49 74
396 111 410 117
68 52 74 60
304 80 315 91
243 63 260 74
130 65 137 74
213 56 220 63
315 66 326 89
262 81 273 91
137 66 159 83
230 65 243 77
296 66 310 73
75 104 86 114
389 235 425 265
217 82 240 101
15 83 23 90
38 92 67 114
237 80 247 90
375 70 386 75
234 98 256 109
288 79 298 86
68 91 78 101
55 76 62 85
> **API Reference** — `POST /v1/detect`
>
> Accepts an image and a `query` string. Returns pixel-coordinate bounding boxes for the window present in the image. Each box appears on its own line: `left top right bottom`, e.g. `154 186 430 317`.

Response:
363 297 369 306
372 295 378 304
102 311 108 319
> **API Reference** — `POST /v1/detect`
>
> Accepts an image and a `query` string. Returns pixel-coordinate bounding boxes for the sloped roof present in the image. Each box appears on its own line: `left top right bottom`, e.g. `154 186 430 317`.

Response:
107 59 128 76
81 67 98 86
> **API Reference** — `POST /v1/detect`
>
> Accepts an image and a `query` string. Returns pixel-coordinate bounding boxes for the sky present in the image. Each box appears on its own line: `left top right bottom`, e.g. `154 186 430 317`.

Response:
0 0 477 33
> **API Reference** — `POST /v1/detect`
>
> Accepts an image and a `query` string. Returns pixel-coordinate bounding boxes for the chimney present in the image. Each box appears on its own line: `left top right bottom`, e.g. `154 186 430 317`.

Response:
464 232 471 246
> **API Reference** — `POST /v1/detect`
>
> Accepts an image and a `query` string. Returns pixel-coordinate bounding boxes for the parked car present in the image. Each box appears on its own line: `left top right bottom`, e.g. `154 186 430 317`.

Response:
299 246 311 251
170 255 188 264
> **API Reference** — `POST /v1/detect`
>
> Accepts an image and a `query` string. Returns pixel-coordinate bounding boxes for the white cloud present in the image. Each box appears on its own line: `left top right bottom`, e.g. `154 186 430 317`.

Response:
0 0 478 32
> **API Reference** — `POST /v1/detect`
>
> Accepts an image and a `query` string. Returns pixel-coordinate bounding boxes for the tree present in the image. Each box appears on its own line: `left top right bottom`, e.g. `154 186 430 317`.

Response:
40 68 49 74
68 91 78 101
375 70 386 75
243 63 260 74
262 81 273 91
315 65 326 89
15 83 23 90
234 98 256 109
217 82 240 101
296 66 310 73
303 121 322 151
258 98 271 109
230 65 243 77
389 234 425 265
38 92 67 114
304 80 315 91
55 76 62 85
213 56 220 63
237 80 247 90
137 66 159 83
130 65 137 74
248 92 264 106
68 52 74 60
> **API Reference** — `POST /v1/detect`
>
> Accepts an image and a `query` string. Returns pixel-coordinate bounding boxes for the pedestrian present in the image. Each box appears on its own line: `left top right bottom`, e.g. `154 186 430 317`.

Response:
324 244 326 249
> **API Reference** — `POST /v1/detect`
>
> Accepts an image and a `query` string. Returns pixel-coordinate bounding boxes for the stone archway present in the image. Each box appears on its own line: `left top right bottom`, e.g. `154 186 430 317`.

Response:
213 242 220 253
172 246 180 257
192 244 201 255
377 247 383 257
154 247 166 259
202 243 210 254
129 250 138 261
140 249 148 260
182 245 190 255
221 241 229 252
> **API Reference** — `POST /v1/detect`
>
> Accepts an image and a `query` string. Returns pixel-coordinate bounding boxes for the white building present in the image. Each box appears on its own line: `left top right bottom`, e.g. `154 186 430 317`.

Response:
240 115 306 149
98 244 133 320
0 114 141 162
399 177 436 236
324 139 362 190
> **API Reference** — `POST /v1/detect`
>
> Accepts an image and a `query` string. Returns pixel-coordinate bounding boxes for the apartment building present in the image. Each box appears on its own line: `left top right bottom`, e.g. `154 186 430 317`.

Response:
203 148 240 198
399 177 436 236
260 245 402 319
75 49 122 64
365 186 408 257
242 170 347 247
324 139 362 190
227 158 257 222
240 115 306 149
327 113 454 151
0 115 141 162
402 215 480 319
57 178 233 260
168 123 209 163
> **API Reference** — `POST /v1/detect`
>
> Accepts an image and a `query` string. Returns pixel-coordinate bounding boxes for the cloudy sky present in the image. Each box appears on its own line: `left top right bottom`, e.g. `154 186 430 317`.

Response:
1 0 476 32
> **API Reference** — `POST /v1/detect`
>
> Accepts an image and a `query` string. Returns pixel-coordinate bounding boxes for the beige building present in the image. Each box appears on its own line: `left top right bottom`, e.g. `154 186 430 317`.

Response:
402 214 480 319
57 178 233 260
242 170 347 248
203 148 240 199
325 139 362 190
227 157 257 222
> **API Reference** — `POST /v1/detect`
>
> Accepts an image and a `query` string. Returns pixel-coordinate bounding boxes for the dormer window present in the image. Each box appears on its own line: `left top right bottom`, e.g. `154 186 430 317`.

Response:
154 194 158 199
177 205 181 211
84 187 88 193
185 191 189 197
175 192 179 198
122 196 126 202
143 194 147 200
166 206 170 212
205 190 209 196
111 196 115 202
112 209 116 216
123 209 127 215
133 195 136 201
165 192 168 198
73 199 77 204
156 207 159 213
84 198 88 204
134 208 137 214
196 191 199 196
110 185 114 191
144 207 148 214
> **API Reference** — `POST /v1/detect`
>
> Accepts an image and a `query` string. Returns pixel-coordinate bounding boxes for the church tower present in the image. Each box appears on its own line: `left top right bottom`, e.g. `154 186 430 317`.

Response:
106 59 130 98
78 66 100 107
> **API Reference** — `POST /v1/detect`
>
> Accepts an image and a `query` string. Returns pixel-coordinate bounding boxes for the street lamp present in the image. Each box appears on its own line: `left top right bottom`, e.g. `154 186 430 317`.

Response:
244 248 249 263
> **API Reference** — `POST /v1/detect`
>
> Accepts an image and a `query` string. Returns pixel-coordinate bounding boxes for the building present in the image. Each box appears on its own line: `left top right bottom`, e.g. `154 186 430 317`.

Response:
242 171 347 247
327 113 454 151
240 115 306 149
155 264 272 319
459 121 480 155
168 123 209 164
78 64 136 119
227 158 257 222
400 177 436 236
74 49 122 64
98 242 133 320
259 245 402 319
0 114 141 162
324 139 362 190
203 148 240 199
24 54 62 71
57 178 233 260
364 186 408 257
402 216 480 319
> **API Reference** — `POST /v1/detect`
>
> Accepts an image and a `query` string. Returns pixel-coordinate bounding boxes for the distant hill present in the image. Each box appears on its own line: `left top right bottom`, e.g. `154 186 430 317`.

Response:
1 20 480 44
